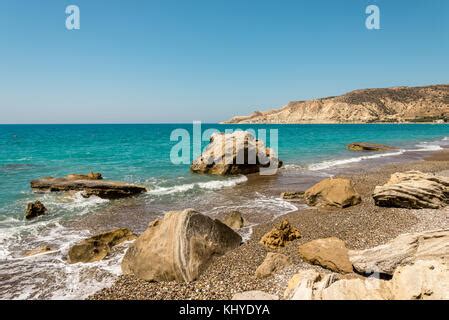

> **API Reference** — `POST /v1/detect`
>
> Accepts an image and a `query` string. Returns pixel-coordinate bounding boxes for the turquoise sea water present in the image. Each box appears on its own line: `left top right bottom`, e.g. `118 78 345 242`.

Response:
1 123 449 299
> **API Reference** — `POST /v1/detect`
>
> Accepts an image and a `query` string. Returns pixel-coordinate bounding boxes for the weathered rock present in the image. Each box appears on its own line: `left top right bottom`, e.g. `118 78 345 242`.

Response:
255 252 290 278
190 131 282 175
232 291 279 300
25 201 47 220
222 211 245 229
284 269 322 300
391 259 449 300
259 220 301 249
349 229 449 275
23 245 52 257
31 175 147 199
68 228 136 264
298 237 353 274
281 191 304 201
347 142 396 152
121 209 242 282
373 171 449 209
66 172 102 180
321 278 393 300
304 178 361 208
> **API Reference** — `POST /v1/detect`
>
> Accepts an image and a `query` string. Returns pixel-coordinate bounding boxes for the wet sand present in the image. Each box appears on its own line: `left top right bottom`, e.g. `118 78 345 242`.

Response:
90 150 449 300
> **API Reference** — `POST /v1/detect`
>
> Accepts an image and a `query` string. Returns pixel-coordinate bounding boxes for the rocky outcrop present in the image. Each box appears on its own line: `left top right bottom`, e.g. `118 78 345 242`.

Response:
223 85 449 124
281 191 304 201
190 131 282 175
25 201 47 220
347 142 396 152
68 228 136 264
321 278 393 300
373 171 449 209
349 229 449 275
304 178 361 208
121 209 242 282
232 291 279 300
31 174 147 199
259 220 301 249
298 237 353 274
255 252 290 278
222 211 245 229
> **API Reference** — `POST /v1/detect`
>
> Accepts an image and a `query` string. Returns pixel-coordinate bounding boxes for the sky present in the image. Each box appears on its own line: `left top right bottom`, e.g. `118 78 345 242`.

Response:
0 0 448 124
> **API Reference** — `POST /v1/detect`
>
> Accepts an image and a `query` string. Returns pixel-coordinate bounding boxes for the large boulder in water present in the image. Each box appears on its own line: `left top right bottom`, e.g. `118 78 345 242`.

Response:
191 131 282 175
68 228 136 264
347 142 396 152
373 171 449 209
25 201 47 220
121 209 242 282
30 174 147 199
304 178 361 208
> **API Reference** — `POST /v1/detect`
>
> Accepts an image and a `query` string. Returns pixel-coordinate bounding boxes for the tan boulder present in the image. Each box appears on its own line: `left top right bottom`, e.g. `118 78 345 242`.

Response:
373 171 449 209
222 211 245 229
121 209 242 282
259 220 301 249
190 131 282 175
321 278 393 300
349 229 449 275
255 252 290 278
232 291 279 300
68 228 136 264
304 178 361 208
298 237 353 273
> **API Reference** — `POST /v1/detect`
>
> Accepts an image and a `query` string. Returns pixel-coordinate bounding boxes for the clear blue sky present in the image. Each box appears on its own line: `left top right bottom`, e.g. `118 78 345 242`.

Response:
0 0 448 123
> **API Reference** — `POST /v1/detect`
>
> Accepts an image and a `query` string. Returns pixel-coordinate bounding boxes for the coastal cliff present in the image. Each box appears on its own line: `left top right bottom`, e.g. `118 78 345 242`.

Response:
223 85 449 124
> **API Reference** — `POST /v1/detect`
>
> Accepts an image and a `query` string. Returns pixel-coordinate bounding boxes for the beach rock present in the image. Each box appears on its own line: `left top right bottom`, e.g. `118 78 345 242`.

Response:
190 131 282 175
373 171 449 209
349 229 449 275
255 252 290 278
281 191 304 201
222 211 245 229
121 209 242 282
391 259 449 300
31 175 147 199
232 290 279 300
347 142 396 152
321 278 393 300
259 219 301 249
68 228 136 264
23 245 52 257
66 172 103 180
298 237 353 274
284 269 322 300
304 178 361 208
25 201 47 220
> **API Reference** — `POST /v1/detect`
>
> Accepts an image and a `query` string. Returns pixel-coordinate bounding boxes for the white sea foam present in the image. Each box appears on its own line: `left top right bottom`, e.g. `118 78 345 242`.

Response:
149 175 248 195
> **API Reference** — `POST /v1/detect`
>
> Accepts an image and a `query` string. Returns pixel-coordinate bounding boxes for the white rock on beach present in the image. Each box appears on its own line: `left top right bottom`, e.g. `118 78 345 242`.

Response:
121 209 242 282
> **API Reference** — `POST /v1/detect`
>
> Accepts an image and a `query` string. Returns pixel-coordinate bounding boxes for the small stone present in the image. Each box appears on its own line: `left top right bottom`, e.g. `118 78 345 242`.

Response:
25 201 47 220
255 252 290 278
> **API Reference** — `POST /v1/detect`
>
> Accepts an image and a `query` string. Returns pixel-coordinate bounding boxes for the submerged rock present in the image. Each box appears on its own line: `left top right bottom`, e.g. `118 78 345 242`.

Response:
298 237 353 274
347 142 396 152
31 174 147 199
23 245 52 257
304 178 361 208
121 209 242 282
373 171 449 209
68 228 136 264
191 131 282 175
281 191 304 201
259 219 301 249
25 201 47 220
222 211 245 229
255 252 290 278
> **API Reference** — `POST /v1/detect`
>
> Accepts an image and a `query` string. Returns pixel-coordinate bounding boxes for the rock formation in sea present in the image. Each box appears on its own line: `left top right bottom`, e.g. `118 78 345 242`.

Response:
223 84 449 124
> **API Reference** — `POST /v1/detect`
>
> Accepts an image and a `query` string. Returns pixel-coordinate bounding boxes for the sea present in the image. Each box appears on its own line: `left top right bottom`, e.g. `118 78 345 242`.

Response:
1 123 449 299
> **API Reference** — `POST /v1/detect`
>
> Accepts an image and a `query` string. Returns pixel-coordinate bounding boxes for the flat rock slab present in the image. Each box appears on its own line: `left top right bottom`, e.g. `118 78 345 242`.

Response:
31 177 147 199
347 142 397 152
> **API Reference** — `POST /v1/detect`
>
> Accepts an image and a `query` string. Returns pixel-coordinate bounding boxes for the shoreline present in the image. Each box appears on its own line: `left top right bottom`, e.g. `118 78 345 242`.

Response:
90 149 449 300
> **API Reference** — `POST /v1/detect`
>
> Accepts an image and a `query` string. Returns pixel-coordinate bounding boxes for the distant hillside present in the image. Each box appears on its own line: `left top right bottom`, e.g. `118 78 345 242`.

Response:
223 85 449 124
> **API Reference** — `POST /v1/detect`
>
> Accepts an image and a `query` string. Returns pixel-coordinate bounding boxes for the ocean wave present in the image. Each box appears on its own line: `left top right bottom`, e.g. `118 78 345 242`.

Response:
149 175 248 195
